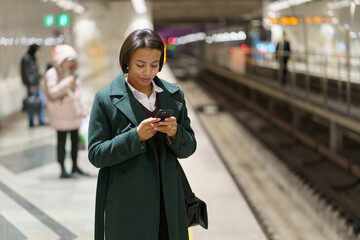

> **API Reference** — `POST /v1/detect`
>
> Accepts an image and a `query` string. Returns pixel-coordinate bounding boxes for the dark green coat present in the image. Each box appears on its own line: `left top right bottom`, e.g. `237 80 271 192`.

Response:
88 72 197 240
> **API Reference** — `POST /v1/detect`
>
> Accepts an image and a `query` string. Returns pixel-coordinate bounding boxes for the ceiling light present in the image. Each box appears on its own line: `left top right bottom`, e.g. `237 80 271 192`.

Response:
131 0 147 14
43 0 85 14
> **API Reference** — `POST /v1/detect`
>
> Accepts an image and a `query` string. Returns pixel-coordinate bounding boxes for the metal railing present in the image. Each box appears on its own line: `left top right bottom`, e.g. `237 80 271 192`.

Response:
205 46 360 118
252 49 360 114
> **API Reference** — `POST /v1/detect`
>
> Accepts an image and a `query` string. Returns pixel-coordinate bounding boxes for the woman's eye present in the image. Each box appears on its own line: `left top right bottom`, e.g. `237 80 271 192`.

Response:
151 65 158 68
136 65 144 68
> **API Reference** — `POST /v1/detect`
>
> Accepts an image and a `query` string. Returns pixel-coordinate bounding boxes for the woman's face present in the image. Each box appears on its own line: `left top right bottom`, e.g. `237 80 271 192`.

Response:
127 48 161 92
62 59 76 70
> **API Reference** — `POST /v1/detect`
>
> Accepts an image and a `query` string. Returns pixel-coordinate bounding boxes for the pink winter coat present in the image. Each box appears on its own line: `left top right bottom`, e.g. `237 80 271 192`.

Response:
44 45 85 131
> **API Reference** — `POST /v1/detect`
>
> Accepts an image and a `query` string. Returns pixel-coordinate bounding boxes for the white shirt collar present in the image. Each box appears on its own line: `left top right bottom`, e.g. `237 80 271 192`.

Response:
125 76 163 111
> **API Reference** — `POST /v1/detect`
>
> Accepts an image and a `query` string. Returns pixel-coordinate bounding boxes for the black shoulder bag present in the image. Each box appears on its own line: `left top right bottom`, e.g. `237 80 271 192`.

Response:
179 164 208 229
169 82 208 229
22 95 42 113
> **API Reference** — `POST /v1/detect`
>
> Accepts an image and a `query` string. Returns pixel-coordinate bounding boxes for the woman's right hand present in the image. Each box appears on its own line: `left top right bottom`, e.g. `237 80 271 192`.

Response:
70 60 78 74
137 117 161 141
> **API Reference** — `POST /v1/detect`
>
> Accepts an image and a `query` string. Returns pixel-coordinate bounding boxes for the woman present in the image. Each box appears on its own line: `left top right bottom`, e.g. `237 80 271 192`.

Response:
88 29 197 240
45 44 88 178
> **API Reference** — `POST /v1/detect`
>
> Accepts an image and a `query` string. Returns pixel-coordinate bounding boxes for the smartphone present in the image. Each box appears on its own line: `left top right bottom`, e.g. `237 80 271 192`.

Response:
155 109 174 121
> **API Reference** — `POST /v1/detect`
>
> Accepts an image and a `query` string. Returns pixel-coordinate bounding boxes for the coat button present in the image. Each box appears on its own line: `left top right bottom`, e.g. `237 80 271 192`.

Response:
120 149 127 156
182 142 186 148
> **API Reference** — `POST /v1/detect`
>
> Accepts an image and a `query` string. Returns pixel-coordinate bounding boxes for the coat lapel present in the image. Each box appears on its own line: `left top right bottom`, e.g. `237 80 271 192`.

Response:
110 73 146 126
154 77 184 170
154 77 183 116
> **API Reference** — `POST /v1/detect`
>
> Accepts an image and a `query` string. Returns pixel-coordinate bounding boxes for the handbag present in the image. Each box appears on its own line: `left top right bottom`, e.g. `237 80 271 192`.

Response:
22 95 42 113
179 164 208 229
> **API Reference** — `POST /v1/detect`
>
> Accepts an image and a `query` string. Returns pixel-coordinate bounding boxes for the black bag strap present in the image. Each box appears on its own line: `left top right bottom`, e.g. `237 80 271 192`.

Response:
178 163 195 200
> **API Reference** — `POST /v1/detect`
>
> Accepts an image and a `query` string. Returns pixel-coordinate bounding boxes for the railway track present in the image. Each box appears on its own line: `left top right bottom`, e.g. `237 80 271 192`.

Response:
195 69 360 239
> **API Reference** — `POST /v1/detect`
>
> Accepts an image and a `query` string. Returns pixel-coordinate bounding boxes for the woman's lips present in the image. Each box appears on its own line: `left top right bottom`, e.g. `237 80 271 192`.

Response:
141 78 151 82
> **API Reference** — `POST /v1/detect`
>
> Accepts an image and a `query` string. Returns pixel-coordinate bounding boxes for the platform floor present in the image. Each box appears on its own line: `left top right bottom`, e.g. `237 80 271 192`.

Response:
0 65 267 240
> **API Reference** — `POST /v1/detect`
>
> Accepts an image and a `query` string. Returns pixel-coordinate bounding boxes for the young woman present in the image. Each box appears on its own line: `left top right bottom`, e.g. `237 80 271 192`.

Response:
88 29 197 240
45 44 88 178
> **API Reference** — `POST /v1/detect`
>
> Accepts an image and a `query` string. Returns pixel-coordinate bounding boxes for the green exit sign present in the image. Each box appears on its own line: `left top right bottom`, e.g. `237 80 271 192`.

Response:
44 15 55 27
58 14 70 27
43 14 70 27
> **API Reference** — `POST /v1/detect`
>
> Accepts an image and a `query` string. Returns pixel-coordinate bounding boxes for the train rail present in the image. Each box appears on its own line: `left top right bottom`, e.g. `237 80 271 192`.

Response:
194 67 360 239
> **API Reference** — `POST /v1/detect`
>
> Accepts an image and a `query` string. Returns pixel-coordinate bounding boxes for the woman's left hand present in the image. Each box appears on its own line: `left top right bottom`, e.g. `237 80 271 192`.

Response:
154 116 177 138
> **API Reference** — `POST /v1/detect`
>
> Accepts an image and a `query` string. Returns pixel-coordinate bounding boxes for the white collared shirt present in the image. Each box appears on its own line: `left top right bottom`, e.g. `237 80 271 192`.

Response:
125 78 163 112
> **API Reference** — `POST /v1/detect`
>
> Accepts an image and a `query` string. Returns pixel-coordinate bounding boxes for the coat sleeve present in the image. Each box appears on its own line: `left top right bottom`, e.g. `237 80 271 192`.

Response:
88 92 147 168
45 69 73 101
166 90 196 159
22 56 40 86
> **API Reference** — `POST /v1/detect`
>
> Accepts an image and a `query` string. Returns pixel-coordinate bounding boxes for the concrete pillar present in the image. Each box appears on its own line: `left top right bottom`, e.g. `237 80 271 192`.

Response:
330 121 343 153
74 1 153 78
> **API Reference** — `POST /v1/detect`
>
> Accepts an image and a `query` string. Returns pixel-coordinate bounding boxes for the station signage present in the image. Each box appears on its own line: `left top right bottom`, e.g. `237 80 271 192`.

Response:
268 16 333 25
269 17 299 25
44 15 55 27
43 14 70 27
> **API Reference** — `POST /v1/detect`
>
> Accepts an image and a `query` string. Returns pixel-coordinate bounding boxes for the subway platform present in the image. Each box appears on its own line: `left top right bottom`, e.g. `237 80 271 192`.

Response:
0 65 267 240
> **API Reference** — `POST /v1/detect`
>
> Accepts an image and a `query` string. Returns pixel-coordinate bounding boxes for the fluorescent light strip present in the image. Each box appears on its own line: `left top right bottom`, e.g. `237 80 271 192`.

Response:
174 31 247 45
131 0 147 14
43 0 85 14
268 0 312 11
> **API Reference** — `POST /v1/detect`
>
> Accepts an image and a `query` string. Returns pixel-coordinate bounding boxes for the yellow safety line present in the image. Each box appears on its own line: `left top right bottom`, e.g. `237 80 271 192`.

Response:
188 228 194 240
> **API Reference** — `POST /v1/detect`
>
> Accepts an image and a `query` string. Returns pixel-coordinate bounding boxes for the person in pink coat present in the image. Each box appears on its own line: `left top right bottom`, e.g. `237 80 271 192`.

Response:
44 44 88 178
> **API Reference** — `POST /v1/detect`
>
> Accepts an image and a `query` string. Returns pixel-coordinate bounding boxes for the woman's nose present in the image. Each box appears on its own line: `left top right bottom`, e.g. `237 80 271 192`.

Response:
143 66 151 76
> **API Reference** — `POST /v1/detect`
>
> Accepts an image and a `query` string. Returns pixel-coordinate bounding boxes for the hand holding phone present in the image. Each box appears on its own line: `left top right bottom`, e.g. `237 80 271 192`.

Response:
155 109 174 121
153 109 177 138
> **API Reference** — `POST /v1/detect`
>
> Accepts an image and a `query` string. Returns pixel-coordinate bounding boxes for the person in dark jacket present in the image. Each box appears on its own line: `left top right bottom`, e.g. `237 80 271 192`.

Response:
21 43 46 127
276 35 291 85
88 28 197 240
